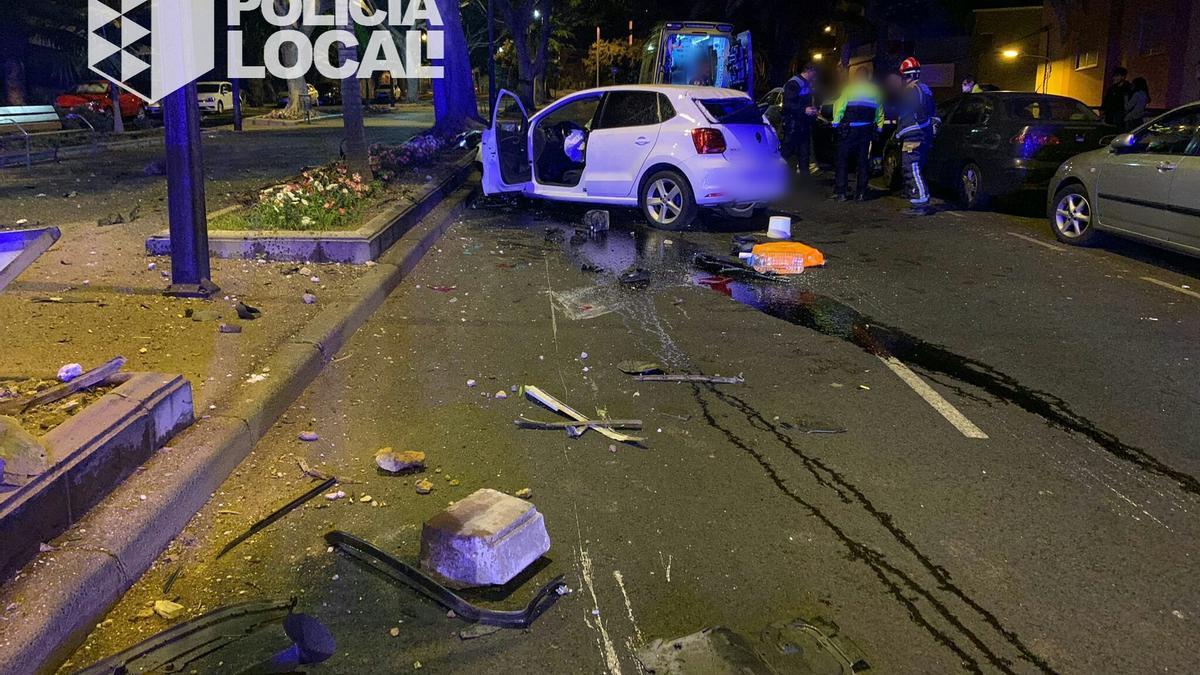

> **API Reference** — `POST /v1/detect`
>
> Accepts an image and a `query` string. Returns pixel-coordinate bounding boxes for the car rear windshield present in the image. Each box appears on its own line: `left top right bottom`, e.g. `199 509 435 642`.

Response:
698 98 763 124
1005 97 1099 122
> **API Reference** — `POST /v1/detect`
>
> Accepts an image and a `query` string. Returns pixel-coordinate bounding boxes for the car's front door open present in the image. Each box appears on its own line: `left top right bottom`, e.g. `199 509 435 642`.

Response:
481 90 531 195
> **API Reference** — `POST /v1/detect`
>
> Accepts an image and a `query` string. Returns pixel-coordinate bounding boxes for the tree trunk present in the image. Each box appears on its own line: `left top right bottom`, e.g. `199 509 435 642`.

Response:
532 1 552 105
497 0 536 108
109 81 125 134
276 0 308 118
3 57 26 106
431 0 480 132
338 34 370 176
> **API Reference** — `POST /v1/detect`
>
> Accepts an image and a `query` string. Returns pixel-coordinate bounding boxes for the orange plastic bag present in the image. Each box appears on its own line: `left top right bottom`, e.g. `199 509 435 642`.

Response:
750 242 826 274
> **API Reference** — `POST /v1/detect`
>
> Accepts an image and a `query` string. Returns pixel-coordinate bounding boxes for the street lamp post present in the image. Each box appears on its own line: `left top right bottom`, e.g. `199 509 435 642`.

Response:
162 82 217 298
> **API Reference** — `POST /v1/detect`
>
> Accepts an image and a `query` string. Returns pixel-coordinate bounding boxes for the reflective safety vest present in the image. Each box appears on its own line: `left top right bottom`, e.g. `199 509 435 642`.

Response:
832 80 884 130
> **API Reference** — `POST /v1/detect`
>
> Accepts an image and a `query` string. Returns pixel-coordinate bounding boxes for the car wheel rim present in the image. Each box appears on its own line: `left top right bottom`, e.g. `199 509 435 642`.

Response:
962 166 979 203
1054 193 1091 238
646 178 683 225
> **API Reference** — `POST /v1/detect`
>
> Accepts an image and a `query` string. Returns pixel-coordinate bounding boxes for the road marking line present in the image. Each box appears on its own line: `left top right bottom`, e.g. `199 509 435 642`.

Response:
1141 276 1200 301
1007 232 1064 251
612 570 644 644
580 547 623 674
944 210 965 218
879 355 989 439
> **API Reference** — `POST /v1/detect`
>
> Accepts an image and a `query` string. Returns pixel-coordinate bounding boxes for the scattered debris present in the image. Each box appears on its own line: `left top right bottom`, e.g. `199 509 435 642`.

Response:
257 613 336 672
516 417 642 432
153 600 185 620
326 530 568 628
216 476 337 559
218 323 242 334
584 210 610 234
617 361 664 375
466 379 477 388
235 301 262 320
635 374 745 385
298 431 319 442
414 479 434 494
619 267 651 285
161 566 182 594
638 627 774 674
375 448 426 474
428 285 457 293
189 309 221 322
515 488 533 500
302 292 317 305
494 390 509 400
56 364 83 383
459 624 502 641
420 489 550 587
296 456 332 480
0 356 125 416
38 542 52 553
325 490 346 501
523 385 644 443
74 600 294 674
692 253 784 283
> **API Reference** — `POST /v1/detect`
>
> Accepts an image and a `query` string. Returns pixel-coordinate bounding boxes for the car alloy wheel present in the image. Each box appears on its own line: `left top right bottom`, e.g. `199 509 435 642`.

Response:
646 178 685 226
1054 192 1091 238
218 101 225 114
960 163 982 208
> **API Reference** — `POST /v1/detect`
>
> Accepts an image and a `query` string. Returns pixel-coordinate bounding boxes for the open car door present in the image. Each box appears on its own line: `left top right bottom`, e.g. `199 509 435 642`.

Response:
481 90 532 195
729 31 753 94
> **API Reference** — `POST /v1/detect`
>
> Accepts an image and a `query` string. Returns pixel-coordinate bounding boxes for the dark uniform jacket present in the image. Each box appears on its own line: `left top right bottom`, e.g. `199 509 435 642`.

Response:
782 75 815 126
896 81 937 141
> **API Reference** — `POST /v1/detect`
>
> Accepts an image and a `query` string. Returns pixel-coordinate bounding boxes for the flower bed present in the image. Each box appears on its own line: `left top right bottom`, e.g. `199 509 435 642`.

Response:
209 133 454 232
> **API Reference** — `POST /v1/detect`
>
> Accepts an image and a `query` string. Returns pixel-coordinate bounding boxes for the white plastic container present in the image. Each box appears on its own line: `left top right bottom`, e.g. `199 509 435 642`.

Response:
767 216 792 240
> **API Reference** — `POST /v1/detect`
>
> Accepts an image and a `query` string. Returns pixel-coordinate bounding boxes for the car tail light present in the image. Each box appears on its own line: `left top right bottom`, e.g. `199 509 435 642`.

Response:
1011 129 1060 148
691 128 727 154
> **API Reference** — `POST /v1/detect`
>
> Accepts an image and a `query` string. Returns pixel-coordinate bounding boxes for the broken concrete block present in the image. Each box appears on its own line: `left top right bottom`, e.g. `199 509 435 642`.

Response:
1 415 49 486
419 488 550 588
375 448 425 474
153 599 184 620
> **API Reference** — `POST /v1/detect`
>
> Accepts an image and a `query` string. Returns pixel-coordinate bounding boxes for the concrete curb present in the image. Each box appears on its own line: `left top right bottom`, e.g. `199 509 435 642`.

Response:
0 175 479 675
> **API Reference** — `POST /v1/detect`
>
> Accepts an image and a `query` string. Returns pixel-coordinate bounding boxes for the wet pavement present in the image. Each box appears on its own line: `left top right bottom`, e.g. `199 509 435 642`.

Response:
65 186 1200 673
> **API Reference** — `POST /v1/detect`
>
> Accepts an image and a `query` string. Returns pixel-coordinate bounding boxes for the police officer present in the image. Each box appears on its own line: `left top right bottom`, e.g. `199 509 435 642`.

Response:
893 57 937 215
781 62 819 175
830 67 884 201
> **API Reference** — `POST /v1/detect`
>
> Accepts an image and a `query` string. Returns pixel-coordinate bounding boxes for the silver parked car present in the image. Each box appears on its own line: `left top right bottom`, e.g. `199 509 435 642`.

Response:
1048 102 1200 255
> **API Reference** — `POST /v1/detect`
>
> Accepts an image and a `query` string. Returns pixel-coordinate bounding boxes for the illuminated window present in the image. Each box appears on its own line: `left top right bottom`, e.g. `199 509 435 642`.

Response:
1075 49 1099 70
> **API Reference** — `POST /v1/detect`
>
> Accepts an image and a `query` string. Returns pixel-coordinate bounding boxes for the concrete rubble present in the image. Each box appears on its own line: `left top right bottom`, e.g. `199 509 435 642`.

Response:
419 488 550 588
0 415 49 486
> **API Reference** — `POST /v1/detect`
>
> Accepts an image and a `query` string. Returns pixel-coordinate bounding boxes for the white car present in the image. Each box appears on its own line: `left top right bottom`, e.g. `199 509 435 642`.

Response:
196 81 243 114
481 85 788 230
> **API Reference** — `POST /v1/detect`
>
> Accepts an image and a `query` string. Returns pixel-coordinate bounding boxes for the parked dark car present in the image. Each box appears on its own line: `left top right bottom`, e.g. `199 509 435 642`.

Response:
884 91 1117 208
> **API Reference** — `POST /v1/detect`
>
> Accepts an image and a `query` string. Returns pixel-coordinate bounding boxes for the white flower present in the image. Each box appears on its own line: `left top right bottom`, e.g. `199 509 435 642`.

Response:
301 216 314 226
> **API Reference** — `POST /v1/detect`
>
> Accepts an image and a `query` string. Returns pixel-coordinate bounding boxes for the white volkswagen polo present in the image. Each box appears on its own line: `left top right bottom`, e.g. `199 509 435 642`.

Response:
481 85 789 230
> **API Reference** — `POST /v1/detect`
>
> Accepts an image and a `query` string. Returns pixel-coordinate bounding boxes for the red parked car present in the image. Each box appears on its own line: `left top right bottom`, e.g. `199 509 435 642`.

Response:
54 82 146 120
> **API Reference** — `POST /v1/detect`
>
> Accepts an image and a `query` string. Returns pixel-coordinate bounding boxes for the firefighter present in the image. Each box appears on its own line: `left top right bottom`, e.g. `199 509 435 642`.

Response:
781 62 819 175
894 57 937 215
830 67 884 201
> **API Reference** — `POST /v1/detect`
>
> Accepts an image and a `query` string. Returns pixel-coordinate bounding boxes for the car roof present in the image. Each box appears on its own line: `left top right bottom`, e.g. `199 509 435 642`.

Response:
570 84 749 99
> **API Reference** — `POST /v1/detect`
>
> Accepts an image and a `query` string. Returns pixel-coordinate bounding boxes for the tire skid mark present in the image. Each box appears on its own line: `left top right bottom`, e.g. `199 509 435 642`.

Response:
690 387 988 674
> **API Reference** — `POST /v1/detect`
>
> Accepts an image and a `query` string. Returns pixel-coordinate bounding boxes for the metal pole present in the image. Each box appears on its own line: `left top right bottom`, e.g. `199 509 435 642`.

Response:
595 26 600 88
231 78 243 131
487 0 496 116
163 82 218 298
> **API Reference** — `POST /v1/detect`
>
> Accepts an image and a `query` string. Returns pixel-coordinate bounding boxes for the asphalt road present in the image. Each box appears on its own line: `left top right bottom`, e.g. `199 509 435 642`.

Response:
69 185 1200 674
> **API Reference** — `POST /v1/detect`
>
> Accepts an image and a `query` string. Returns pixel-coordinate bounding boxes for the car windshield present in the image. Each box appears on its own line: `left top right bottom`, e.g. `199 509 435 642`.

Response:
1005 97 1098 122
197 84 221 93
74 83 108 94
699 98 762 124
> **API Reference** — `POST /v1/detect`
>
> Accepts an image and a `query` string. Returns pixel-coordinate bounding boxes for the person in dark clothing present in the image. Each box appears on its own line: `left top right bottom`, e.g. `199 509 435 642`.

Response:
830 67 884 201
781 63 819 175
1102 67 1132 129
893 57 938 215
1125 77 1150 130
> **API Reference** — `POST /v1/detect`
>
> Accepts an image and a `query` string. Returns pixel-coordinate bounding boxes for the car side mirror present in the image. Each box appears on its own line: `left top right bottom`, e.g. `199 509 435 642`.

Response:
1109 133 1136 152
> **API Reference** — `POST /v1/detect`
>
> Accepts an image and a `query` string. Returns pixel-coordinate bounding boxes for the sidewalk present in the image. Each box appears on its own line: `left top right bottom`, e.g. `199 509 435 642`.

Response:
0 107 434 410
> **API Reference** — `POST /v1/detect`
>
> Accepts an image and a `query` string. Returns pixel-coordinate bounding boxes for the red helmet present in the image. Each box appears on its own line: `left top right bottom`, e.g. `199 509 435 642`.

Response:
899 57 922 74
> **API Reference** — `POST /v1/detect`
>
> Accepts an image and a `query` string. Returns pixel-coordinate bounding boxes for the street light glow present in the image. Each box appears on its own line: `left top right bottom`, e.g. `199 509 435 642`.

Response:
1002 49 1020 59
823 25 833 33
533 9 541 19
812 51 824 61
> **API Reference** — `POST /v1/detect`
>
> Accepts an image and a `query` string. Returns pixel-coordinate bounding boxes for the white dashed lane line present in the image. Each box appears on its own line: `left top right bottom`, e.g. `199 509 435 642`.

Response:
1141 276 1200 301
879 355 989 439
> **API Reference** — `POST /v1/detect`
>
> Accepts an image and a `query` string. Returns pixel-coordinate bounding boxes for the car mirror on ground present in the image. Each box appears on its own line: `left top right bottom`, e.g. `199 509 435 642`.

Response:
1109 133 1136 152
